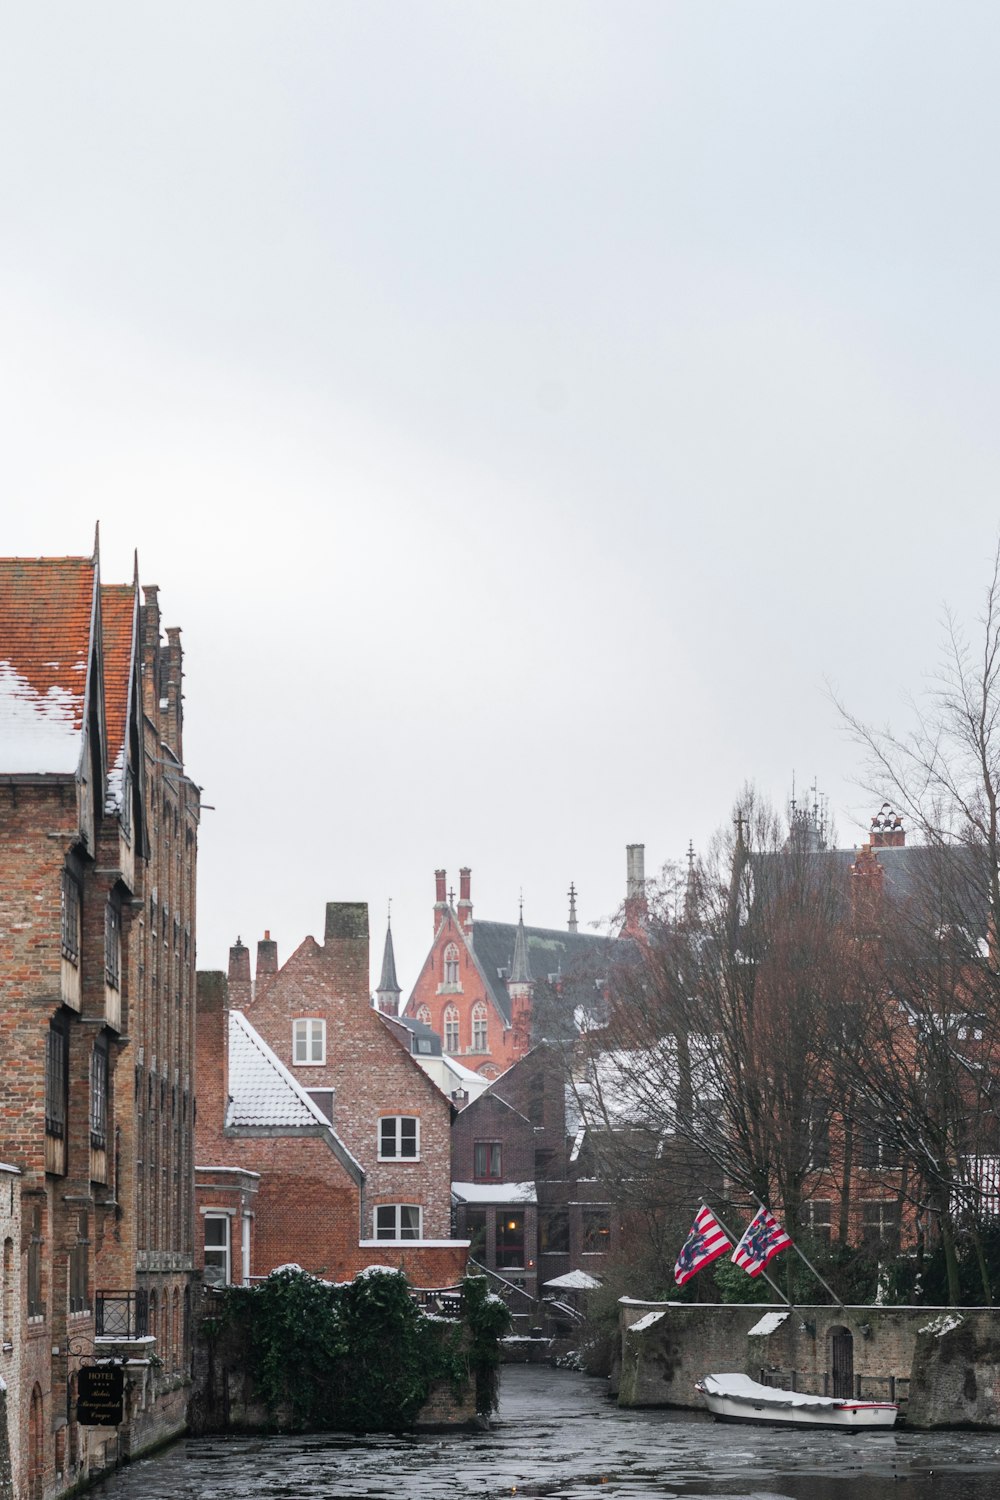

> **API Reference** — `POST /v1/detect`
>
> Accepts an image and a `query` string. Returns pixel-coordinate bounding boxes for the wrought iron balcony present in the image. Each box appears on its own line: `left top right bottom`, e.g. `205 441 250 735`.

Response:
96 1289 148 1339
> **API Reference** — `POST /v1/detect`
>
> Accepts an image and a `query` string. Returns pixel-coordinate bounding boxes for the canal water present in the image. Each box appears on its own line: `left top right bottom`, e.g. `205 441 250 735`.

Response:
89 1365 1000 1499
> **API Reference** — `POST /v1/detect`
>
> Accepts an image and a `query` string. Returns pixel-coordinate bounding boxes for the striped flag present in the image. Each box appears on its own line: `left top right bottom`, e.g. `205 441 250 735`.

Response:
731 1207 792 1277
674 1206 733 1286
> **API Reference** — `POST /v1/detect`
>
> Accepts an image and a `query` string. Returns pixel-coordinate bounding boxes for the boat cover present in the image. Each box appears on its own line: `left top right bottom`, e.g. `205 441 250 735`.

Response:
700 1373 871 1411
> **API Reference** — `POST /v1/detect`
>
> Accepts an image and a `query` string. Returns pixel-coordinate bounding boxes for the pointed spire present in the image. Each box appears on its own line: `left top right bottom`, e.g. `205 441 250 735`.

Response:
510 898 532 985
375 904 402 1014
568 881 578 934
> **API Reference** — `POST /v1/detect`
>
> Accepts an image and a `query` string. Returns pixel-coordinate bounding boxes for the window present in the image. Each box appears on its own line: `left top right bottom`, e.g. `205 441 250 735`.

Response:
104 900 121 989
45 1021 68 1141
443 1006 459 1053
802 1200 832 1247
203 1214 231 1286
861 1200 901 1253
90 1039 109 1150
495 1211 524 1268
474 1141 502 1180
306 1089 335 1124
60 871 81 964
374 1204 422 1240
860 1132 901 1171
443 943 460 988
379 1116 419 1160
27 1205 44 1320
292 1018 326 1066
69 1212 90 1314
471 1004 488 1052
540 1209 569 1254
806 1101 830 1170
582 1206 611 1254
416 1005 431 1025
464 1208 487 1259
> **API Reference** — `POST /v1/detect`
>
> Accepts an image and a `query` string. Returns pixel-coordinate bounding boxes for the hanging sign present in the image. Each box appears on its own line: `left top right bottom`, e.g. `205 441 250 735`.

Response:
76 1364 125 1426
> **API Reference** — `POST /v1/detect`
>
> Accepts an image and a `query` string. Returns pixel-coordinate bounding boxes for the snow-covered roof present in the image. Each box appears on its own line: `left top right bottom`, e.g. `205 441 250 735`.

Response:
542 1270 601 1290
0 556 95 776
747 1310 789 1337
452 1181 537 1205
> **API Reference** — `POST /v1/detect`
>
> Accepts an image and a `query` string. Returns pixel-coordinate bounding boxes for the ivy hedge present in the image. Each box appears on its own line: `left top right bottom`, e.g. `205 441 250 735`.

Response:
206 1266 510 1432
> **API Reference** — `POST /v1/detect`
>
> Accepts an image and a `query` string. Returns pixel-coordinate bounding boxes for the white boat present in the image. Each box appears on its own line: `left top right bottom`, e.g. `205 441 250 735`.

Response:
695 1373 898 1429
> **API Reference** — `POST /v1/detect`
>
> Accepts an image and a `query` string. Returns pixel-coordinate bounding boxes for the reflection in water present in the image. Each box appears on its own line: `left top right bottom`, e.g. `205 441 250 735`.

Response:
87 1365 1000 1500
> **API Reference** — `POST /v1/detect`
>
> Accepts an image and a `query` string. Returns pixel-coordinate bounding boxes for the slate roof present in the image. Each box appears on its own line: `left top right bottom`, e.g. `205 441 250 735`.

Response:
471 920 620 1024
100 583 136 812
753 843 988 931
0 555 97 775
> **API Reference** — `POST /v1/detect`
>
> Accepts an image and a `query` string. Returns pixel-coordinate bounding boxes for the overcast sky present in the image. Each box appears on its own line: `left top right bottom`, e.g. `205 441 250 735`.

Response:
3 3 999 993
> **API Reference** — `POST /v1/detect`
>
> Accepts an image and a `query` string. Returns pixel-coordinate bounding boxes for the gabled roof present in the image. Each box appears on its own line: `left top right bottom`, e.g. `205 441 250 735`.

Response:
227 1011 364 1182
0 554 99 775
99 582 137 813
471 919 620 1024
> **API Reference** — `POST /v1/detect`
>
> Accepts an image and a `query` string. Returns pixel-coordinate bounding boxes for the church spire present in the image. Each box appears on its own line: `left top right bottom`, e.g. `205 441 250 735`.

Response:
510 897 532 985
375 905 402 1015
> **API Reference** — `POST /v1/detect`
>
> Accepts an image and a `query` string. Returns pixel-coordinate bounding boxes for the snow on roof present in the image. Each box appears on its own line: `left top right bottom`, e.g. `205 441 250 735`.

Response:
0 556 95 775
747 1310 789 1337
542 1270 602 1291
99 584 135 812
451 1181 537 1205
227 1010 358 1175
627 1310 666 1334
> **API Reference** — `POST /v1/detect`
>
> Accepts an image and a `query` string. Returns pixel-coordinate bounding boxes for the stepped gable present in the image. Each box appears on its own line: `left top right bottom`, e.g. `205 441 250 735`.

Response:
0 553 98 773
471 919 618 1024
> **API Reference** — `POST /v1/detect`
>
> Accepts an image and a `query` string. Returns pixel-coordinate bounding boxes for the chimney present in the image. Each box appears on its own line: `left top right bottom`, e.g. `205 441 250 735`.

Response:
851 842 885 932
870 803 905 849
434 868 448 934
457 867 473 933
256 930 278 978
324 902 370 1003
623 844 648 938
227 936 252 1009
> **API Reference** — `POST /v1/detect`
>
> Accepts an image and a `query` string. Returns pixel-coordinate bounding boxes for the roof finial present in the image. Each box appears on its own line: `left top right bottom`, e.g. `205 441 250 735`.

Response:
568 881 578 934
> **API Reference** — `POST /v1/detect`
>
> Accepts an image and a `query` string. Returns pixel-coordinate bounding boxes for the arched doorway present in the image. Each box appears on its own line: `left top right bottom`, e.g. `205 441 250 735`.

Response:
829 1325 854 1399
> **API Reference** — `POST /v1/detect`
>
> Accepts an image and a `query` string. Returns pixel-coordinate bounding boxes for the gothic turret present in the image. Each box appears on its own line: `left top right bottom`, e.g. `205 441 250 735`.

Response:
375 910 402 1015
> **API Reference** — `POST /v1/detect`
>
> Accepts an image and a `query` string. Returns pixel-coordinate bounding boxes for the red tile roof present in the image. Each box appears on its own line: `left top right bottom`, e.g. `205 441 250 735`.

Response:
100 584 137 808
0 556 97 774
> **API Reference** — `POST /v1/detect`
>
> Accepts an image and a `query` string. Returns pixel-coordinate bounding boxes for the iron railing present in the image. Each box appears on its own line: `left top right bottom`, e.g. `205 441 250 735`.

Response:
96 1289 148 1339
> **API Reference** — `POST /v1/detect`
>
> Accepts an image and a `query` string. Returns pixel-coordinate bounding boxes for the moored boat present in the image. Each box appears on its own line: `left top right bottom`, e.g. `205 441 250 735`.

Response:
695 1373 898 1429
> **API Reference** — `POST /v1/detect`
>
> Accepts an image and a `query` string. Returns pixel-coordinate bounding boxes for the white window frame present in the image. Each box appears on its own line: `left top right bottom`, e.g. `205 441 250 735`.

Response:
374 1204 422 1241
241 1214 252 1285
203 1213 232 1286
379 1115 420 1161
443 1005 459 1053
293 1017 326 1066
471 1004 488 1051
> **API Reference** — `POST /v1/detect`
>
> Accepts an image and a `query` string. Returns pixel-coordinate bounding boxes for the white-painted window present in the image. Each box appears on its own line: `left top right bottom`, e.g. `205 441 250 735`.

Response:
471 1003 488 1051
443 1005 459 1053
379 1115 419 1160
203 1215 231 1286
444 943 460 987
374 1204 422 1240
293 1017 326 1065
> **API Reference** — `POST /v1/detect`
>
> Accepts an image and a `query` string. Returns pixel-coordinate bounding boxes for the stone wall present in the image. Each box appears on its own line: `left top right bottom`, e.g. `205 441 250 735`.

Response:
617 1300 1000 1426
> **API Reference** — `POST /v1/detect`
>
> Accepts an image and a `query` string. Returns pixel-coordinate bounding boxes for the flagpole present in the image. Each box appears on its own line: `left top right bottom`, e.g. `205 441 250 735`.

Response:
748 1193 845 1310
698 1199 793 1310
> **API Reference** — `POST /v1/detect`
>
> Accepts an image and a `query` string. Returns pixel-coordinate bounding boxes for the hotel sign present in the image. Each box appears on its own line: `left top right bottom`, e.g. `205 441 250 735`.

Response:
76 1364 125 1426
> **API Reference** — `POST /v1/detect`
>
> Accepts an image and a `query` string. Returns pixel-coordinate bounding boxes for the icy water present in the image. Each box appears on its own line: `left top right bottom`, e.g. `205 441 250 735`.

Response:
88 1365 1000 1499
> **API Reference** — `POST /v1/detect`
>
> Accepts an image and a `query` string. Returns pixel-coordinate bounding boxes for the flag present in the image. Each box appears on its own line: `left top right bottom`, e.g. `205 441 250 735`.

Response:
731 1206 792 1277
674 1206 733 1286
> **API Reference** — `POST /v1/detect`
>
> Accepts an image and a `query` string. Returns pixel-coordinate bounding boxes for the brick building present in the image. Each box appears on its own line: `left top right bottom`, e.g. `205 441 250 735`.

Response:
0 539 198 1497
403 866 628 1079
194 904 468 1290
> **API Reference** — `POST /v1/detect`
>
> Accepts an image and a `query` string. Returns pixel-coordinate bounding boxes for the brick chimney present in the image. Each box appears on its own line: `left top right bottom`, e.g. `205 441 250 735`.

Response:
622 844 648 938
457 867 473 934
434 868 448 935
324 902 370 1003
256 930 278 978
851 842 885 932
227 937 252 1009
870 803 905 848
